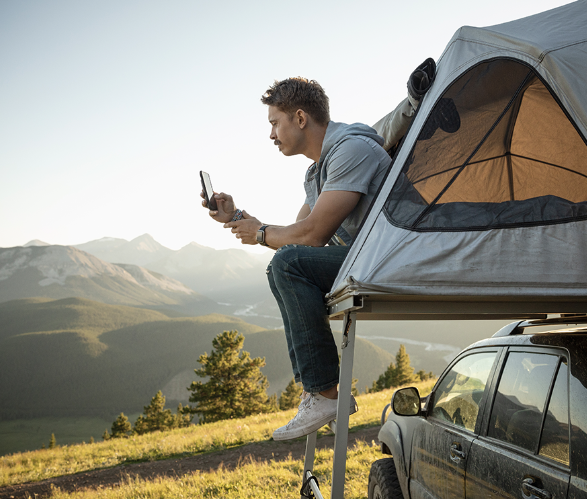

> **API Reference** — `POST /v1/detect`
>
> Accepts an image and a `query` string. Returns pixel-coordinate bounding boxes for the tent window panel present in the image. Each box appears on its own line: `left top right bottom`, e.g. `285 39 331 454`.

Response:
512 158 587 203
385 58 587 231
403 61 531 187
512 80 587 177
435 158 514 204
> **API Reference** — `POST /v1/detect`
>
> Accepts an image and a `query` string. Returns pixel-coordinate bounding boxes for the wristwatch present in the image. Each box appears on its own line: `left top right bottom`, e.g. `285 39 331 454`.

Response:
256 225 269 246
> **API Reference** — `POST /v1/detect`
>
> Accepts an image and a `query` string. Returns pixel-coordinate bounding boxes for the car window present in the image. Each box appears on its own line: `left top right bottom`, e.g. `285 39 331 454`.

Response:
539 360 569 465
431 351 497 432
488 352 558 452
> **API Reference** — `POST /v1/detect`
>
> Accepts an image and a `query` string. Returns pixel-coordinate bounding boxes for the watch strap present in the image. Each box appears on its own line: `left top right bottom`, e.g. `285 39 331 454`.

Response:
256 225 269 246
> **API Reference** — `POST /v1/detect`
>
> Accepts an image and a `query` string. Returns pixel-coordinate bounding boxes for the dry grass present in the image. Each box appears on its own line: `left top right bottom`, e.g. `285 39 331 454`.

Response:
1 380 436 496
47 440 383 499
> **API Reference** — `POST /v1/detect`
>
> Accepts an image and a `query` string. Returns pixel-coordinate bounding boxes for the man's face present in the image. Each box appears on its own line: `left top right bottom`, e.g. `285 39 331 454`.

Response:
268 106 304 157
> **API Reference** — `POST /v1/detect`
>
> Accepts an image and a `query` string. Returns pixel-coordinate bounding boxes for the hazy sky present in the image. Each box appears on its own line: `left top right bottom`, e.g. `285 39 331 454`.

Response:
0 0 571 253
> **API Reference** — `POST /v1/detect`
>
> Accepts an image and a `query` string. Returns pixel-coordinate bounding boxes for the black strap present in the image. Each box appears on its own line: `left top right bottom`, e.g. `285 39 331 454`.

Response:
300 474 320 498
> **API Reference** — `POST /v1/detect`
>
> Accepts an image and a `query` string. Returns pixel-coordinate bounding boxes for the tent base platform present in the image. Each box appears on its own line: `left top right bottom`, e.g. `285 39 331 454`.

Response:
327 292 587 321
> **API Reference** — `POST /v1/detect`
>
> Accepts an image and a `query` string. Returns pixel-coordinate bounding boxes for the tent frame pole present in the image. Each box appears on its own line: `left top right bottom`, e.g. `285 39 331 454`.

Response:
299 310 357 499
331 310 357 498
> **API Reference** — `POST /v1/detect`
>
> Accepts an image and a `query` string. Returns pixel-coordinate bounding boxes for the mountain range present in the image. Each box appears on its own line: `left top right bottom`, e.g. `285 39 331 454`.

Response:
1 235 280 326
73 234 274 307
0 244 219 317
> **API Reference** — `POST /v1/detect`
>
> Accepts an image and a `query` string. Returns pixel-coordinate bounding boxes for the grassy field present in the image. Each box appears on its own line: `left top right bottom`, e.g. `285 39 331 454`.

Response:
46 441 383 499
0 380 435 497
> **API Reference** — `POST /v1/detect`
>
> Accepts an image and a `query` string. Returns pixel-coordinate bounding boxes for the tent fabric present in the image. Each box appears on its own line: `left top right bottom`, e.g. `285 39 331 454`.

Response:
329 1 587 301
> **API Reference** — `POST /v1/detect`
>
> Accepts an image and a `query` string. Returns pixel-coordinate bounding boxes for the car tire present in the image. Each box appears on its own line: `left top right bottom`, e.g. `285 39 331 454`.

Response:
368 458 404 499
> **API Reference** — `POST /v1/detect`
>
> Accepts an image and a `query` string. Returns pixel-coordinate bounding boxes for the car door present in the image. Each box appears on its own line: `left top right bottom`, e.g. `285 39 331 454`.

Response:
466 348 571 499
410 350 499 499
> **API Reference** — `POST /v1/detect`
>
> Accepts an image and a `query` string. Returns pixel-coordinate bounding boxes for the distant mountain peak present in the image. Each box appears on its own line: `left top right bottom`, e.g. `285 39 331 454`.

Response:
24 240 50 247
96 237 125 242
129 234 168 253
181 241 211 250
131 233 156 242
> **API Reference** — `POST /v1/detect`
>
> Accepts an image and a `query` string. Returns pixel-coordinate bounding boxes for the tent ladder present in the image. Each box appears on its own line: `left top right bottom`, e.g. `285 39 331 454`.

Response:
300 311 357 499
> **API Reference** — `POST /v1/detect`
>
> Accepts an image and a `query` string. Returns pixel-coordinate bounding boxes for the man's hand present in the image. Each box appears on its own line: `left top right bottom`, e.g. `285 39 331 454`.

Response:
200 191 237 224
224 211 262 245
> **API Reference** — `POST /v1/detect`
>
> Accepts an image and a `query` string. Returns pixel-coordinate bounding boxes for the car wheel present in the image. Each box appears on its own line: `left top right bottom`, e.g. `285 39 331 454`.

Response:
368 458 404 499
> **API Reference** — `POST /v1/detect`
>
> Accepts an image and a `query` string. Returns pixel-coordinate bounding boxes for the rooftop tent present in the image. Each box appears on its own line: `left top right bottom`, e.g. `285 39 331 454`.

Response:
329 0 587 305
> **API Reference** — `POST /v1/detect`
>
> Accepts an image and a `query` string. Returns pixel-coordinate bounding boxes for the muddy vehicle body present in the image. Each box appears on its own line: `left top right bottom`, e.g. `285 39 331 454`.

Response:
369 317 587 499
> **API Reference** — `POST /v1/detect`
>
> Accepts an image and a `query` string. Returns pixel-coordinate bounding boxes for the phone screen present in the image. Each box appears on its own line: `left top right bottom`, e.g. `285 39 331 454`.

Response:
200 171 217 210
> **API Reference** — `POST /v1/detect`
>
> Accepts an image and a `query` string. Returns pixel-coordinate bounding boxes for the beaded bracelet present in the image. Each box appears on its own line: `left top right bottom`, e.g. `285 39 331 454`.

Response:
231 209 244 221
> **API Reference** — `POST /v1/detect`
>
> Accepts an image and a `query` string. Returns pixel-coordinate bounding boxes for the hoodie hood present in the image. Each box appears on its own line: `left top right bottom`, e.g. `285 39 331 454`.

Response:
318 121 385 168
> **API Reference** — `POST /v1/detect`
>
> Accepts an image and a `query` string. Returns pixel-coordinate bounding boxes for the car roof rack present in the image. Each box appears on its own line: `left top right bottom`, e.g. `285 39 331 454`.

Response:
492 314 587 338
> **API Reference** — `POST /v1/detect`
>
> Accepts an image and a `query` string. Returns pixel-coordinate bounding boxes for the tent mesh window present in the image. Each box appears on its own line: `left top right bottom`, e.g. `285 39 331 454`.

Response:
384 58 587 231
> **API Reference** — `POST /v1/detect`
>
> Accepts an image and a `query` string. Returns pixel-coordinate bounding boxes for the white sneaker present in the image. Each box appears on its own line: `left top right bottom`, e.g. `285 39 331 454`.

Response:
273 393 358 441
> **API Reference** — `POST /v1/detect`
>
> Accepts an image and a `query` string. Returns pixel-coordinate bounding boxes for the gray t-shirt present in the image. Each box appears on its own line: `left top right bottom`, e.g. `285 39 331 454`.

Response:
304 121 391 245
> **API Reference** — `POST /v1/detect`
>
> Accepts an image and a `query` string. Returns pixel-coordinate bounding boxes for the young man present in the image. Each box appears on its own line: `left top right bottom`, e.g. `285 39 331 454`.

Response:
203 77 400 440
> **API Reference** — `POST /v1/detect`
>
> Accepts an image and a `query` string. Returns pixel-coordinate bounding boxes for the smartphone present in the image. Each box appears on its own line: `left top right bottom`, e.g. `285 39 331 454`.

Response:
200 171 218 211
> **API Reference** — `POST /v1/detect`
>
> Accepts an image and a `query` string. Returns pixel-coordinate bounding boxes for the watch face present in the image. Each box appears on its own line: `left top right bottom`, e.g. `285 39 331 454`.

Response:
256 229 264 243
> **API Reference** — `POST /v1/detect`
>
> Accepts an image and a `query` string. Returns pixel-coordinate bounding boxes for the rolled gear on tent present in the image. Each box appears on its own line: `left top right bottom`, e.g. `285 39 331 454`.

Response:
373 57 437 152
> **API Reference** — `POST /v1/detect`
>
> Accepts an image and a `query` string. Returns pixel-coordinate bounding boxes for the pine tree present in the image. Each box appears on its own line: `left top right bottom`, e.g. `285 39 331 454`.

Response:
111 412 132 438
48 433 56 449
416 370 435 382
371 360 397 393
394 344 415 386
370 344 418 393
173 403 193 429
279 378 303 410
134 391 174 435
89 436 95 444
187 330 272 423
268 393 279 412
351 377 359 396
102 429 111 440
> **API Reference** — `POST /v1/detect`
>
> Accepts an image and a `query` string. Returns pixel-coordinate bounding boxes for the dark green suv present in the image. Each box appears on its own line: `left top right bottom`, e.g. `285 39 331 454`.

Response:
369 317 587 499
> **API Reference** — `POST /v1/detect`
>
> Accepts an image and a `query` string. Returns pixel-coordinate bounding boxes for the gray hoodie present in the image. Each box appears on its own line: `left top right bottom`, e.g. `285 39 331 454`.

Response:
304 121 391 245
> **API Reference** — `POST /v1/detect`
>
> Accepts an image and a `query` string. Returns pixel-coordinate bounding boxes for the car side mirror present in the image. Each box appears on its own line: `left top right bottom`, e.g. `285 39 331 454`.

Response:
392 387 421 416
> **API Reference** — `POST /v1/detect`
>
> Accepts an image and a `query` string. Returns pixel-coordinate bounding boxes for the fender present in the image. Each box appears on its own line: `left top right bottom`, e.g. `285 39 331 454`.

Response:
379 418 410 499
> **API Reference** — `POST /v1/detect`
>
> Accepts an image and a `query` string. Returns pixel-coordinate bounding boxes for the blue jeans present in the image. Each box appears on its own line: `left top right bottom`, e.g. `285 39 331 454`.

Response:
267 244 350 394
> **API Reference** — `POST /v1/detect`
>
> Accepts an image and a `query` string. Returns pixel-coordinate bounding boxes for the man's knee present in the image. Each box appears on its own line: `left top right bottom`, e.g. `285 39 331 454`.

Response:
269 244 303 273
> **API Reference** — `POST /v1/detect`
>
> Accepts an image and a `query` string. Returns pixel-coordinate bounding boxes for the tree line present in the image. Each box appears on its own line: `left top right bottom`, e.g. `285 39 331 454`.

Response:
101 330 435 438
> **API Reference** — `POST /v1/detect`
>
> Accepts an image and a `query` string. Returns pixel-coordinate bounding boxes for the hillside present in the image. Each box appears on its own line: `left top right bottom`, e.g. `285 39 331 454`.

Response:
0 297 393 424
0 297 168 339
0 245 221 316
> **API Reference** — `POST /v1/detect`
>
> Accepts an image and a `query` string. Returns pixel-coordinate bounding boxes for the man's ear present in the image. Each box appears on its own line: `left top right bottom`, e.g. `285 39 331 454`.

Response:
295 109 308 129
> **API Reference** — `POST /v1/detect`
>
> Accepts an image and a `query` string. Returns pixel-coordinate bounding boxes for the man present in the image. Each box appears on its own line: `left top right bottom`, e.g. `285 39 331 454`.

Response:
202 71 430 440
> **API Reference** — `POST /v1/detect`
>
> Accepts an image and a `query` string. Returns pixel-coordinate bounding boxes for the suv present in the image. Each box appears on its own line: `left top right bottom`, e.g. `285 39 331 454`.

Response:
368 316 587 499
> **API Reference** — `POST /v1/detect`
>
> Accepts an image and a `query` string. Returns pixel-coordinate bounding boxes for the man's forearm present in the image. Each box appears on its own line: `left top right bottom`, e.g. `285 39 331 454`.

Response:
263 219 330 248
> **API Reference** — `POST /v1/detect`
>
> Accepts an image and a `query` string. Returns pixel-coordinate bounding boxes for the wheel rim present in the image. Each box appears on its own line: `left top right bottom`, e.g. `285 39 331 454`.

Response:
373 484 383 499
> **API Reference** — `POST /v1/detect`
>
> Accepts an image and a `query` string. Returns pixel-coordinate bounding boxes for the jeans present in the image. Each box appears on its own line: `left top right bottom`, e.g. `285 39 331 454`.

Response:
266 244 350 394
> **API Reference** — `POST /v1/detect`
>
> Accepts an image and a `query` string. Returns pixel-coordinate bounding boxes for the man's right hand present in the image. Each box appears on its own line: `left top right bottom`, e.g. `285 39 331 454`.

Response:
201 191 237 223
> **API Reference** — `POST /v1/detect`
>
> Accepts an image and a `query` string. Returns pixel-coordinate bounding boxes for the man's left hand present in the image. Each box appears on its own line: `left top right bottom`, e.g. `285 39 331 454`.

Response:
224 211 262 245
